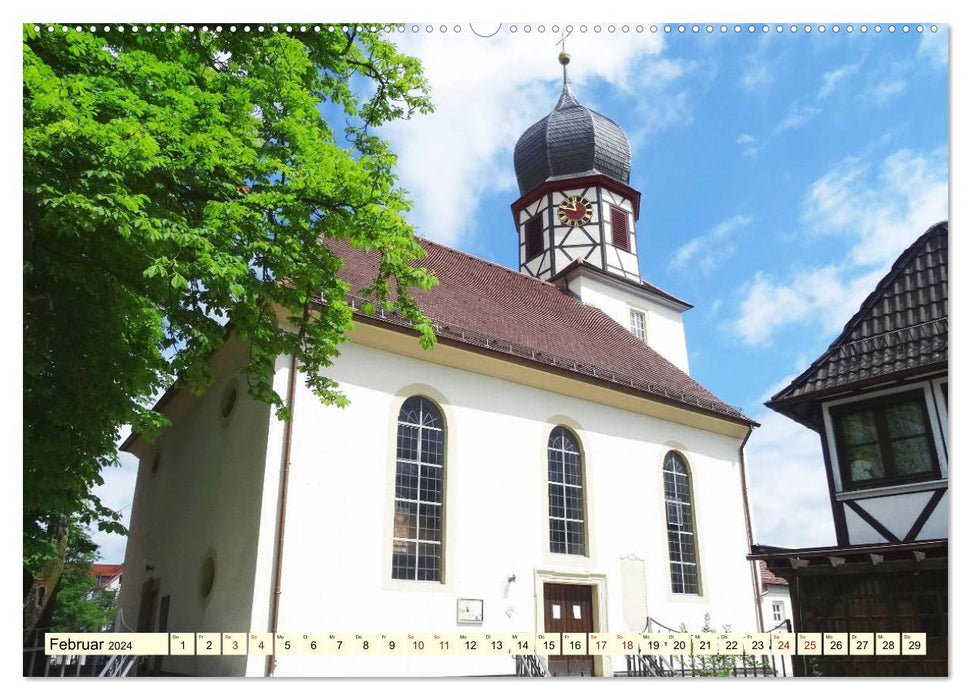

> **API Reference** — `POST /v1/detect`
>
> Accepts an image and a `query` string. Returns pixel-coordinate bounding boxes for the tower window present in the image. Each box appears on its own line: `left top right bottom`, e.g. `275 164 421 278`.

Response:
630 309 646 342
772 600 784 622
524 214 545 261
610 206 630 251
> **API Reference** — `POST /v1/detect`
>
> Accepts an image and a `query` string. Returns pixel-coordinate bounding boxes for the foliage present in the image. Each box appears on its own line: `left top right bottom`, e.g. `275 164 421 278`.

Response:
680 613 777 677
23 24 436 567
50 522 118 633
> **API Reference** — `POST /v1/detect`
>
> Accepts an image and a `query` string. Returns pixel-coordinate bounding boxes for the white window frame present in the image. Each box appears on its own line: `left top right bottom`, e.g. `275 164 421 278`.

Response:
663 451 700 595
391 396 446 583
629 308 647 342
547 426 586 556
822 381 948 494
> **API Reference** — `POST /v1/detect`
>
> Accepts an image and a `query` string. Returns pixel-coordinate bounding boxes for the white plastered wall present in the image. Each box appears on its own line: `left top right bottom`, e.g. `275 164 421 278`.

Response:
118 341 273 676
268 340 754 677
571 273 690 374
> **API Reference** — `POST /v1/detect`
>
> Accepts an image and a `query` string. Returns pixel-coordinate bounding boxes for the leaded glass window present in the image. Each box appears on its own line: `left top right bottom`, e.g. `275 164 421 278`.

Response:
832 390 940 489
663 451 698 594
392 396 445 581
548 427 585 555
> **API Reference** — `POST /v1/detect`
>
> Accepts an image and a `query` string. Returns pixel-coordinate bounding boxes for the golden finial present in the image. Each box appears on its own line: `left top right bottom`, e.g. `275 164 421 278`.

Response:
558 50 570 65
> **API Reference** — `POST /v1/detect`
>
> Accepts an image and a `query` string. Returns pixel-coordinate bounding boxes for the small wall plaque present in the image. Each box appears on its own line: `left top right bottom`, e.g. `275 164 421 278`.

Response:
457 598 484 624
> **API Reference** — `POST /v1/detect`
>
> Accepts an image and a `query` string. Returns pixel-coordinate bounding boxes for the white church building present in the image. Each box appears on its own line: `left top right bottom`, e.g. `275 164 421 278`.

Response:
119 56 762 677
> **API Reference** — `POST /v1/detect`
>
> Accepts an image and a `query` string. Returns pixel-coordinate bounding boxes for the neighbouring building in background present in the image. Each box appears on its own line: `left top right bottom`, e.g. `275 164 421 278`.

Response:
90 564 123 597
118 55 762 677
751 221 948 676
758 561 794 676
759 561 791 629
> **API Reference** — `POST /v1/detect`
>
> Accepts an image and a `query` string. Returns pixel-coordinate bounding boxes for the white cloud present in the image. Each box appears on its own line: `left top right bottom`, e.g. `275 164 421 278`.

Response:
918 28 948 69
671 214 752 274
746 410 836 547
805 148 948 266
740 63 772 91
774 103 820 133
729 147 947 347
868 79 907 103
817 62 859 99
382 30 672 247
736 133 758 158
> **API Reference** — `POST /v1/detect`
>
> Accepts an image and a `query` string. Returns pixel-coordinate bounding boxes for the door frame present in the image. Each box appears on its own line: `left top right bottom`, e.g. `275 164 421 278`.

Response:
533 569 609 677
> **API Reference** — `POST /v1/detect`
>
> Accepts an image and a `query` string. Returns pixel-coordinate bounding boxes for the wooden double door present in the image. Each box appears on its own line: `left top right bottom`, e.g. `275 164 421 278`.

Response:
543 583 595 677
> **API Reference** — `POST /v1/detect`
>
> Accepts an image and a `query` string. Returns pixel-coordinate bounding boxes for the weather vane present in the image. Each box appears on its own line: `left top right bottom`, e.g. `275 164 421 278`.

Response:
557 27 573 82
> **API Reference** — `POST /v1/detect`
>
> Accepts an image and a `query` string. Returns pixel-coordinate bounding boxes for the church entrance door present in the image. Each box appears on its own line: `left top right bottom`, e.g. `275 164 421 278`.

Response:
543 582 595 677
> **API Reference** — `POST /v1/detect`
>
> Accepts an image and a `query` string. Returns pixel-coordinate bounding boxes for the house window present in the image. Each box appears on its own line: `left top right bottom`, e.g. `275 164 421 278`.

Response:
630 309 646 341
831 390 940 489
663 451 699 594
524 214 545 261
610 206 630 251
548 426 585 555
772 600 783 622
392 396 445 581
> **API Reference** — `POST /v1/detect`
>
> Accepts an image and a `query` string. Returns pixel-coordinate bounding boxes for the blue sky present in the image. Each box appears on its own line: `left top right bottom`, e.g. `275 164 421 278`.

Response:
378 24 948 548
88 21 948 563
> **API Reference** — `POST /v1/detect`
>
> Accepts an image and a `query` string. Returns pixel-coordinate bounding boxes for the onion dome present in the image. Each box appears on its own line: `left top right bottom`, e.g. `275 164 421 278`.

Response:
513 52 632 196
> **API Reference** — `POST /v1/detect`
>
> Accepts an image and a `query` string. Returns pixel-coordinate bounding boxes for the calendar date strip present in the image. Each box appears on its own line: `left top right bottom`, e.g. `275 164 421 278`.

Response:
45 631 928 657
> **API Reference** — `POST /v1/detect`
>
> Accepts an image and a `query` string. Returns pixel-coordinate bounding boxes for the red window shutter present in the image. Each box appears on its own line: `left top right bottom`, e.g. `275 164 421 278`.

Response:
525 214 544 260
610 207 630 251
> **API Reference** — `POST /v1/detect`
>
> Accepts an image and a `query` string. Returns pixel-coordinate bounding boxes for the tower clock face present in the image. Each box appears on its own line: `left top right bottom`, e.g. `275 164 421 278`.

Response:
557 196 593 227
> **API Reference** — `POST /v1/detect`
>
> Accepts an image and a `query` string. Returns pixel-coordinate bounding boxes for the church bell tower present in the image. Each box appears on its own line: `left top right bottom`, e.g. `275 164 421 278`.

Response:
510 51 693 375
511 51 642 283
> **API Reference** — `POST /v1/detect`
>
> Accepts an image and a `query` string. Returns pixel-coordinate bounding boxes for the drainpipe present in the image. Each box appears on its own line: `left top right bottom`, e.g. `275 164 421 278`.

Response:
265 353 299 677
738 427 765 633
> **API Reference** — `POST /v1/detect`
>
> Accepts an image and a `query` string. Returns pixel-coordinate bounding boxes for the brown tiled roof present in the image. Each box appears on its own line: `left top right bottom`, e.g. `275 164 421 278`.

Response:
767 221 947 417
759 560 788 586
330 237 751 424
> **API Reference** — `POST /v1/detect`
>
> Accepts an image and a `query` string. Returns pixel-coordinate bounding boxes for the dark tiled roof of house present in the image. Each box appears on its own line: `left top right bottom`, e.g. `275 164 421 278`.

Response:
330 237 751 424
767 221 947 410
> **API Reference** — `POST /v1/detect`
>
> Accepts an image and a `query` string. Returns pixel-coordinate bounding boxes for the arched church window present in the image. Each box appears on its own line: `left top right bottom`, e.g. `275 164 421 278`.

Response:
392 396 445 582
663 451 699 594
548 426 585 555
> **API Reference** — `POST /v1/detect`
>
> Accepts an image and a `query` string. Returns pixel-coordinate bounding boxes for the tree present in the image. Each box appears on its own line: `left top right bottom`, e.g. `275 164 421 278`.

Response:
23 25 436 571
49 522 117 633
